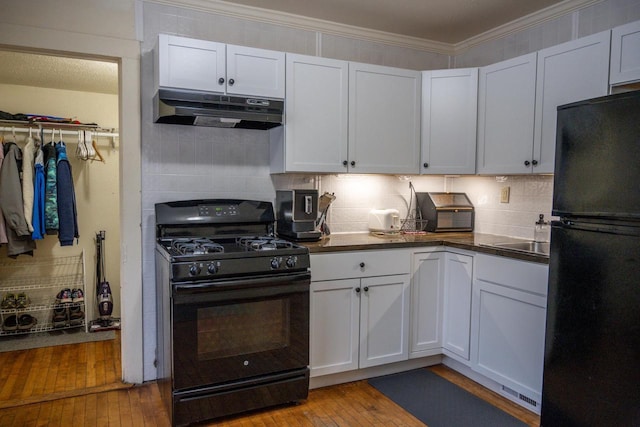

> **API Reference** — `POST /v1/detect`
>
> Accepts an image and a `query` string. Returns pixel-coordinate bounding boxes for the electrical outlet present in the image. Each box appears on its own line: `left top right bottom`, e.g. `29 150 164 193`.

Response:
500 186 510 203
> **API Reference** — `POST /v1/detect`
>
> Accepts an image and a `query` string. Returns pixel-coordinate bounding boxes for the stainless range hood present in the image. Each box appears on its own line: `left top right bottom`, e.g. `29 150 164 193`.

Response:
154 88 284 130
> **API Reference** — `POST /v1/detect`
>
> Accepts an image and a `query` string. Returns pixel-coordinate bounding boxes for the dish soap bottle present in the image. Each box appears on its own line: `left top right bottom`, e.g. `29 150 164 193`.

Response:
534 214 550 242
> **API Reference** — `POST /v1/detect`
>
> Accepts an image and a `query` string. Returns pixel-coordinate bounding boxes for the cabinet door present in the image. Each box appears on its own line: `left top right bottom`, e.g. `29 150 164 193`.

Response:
533 31 611 173
157 34 225 93
472 280 547 404
349 63 420 174
309 278 360 377
409 252 444 358
442 252 472 362
226 45 285 98
610 20 640 85
359 274 410 369
477 53 537 174
421 68 478 175
283 54 348 173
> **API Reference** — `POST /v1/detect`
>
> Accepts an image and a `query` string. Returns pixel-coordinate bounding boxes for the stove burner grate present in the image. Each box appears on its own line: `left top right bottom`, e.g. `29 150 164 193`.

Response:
171 238 225 255
236 236 295 251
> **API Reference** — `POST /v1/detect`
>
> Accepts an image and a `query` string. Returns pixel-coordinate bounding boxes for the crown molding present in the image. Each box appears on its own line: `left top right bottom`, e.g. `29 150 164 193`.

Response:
454 0 603 53
147 0 603 57
146 0 454 54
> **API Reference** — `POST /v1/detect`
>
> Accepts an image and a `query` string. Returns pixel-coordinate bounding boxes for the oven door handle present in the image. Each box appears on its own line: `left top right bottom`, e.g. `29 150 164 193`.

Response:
172 272 310 304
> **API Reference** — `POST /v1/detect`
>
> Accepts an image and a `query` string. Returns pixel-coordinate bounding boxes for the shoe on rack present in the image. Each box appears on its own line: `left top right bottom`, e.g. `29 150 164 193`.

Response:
1 293 16 310
16 293 30 309
56 289 73 304
71 288 84 303
2 315 17 331
17 314 37 331
52 306 69 328
68 305 85 326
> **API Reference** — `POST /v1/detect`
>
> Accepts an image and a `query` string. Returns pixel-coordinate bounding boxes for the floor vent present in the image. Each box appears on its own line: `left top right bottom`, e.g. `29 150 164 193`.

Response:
501 385 538 407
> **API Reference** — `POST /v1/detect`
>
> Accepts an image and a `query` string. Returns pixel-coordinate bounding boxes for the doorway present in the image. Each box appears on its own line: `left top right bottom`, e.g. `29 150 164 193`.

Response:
0 50 122 366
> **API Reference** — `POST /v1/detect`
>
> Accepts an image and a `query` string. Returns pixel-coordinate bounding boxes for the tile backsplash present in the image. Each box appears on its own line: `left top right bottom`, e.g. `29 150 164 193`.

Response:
280 174 554 239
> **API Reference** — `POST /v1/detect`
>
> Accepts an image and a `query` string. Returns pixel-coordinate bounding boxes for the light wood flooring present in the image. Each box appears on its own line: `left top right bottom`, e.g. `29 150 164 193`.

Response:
0 332 540 426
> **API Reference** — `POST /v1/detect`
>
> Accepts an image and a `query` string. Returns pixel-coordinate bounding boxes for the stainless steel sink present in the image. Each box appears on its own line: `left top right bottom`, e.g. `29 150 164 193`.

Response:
485 241 550 256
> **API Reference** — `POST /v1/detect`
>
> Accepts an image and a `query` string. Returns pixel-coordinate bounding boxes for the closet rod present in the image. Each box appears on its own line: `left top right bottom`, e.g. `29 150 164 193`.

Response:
0 126 119 139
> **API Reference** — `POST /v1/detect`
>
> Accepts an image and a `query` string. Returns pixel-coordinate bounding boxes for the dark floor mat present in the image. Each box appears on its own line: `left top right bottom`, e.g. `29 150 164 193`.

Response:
369 368 527 427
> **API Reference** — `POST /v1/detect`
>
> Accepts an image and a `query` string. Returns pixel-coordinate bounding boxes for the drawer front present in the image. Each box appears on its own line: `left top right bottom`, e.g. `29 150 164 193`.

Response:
311 249 410 282
475 253 548 295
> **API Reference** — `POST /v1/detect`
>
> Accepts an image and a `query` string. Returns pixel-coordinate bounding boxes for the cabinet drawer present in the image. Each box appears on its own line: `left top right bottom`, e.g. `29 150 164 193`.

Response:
311 250 410 282
475 253 548 295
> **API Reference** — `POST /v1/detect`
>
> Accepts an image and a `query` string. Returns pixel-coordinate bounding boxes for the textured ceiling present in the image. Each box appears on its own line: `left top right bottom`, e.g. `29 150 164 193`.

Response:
0 51 118 95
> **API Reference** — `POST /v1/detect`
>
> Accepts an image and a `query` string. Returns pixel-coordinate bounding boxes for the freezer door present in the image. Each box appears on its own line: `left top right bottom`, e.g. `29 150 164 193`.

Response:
553 91 640 219
542 223 640 426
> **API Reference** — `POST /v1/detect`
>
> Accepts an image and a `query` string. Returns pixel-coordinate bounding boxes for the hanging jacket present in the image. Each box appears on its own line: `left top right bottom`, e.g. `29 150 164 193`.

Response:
21 136 36 233
0 145 7 245
55 141 78 246
32 146 45 240
0 142 36 257
43 142 58 234
0 142 30 236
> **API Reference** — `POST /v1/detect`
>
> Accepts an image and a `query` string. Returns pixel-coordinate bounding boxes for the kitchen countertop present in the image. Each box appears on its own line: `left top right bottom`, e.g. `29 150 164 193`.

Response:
303 232 549 264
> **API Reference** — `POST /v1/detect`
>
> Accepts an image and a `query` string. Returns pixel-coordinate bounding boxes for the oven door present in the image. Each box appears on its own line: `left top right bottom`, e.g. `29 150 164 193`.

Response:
171 272 310 391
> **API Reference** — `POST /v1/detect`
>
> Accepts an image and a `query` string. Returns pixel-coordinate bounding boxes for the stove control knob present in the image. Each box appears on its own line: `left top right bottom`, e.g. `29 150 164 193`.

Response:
270 257 281 269
207 263 218 274
286 256 297 268
189 264 201 276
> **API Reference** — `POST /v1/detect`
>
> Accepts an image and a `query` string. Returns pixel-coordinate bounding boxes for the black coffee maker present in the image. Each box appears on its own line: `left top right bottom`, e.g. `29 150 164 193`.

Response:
276 189 322 241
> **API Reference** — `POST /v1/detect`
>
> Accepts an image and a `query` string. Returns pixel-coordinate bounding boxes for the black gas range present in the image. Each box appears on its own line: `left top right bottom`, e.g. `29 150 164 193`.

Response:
156 235 310 282
155 199 310 426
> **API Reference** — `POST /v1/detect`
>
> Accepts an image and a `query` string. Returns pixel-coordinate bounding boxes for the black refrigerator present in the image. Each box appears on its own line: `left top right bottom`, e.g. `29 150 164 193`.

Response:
541 91 640 426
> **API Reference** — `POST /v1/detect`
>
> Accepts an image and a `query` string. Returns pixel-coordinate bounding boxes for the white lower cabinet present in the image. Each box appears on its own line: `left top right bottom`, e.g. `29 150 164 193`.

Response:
471 254 548 406
409 251 444 358
359 275 411 368
442 252 473 362
310 250 410 377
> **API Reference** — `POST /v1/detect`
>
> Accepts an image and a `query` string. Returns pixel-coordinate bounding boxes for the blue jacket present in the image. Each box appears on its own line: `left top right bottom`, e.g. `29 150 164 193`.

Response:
55 142 78 246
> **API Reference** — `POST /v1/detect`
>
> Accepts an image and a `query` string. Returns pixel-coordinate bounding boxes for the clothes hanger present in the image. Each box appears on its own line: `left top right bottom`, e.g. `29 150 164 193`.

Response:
85 130 96 159
92 138 105 163
76 130 88 160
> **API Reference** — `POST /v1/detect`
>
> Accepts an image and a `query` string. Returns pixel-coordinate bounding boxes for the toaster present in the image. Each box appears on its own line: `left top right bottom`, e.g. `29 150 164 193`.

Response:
368 209 401 233
415 192 474 232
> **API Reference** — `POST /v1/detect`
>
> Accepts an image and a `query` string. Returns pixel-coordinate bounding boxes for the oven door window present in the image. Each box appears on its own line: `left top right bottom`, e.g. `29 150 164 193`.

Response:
171 282 309 391
197 299 290 360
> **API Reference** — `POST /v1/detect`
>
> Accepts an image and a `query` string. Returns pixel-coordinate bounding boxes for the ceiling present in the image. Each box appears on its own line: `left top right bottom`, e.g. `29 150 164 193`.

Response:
218 0 569 44
0 0 587 95
0 51 119 95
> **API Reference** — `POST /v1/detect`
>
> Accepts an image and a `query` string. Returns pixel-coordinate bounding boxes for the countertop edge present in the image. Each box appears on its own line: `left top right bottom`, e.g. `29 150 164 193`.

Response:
302 233 549 264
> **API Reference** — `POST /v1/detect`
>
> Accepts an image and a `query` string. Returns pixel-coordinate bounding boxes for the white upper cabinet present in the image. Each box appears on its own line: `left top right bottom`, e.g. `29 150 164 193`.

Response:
156 34 285 98
225 45 285 98
349 62 421 174
533 31 611 173
275 54 348 173
477 53 537 174
157 34 225 93
421 68 478 175
610 20 640 85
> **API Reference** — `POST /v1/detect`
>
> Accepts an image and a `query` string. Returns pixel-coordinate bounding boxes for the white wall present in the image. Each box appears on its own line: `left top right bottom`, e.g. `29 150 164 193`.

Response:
455 0 640 67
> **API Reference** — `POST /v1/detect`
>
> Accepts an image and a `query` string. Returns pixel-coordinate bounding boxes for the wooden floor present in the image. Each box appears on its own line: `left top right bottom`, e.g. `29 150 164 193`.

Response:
0 332 540 426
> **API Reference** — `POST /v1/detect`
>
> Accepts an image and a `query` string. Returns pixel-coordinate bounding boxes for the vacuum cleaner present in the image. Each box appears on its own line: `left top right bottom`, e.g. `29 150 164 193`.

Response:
90 230 121 332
